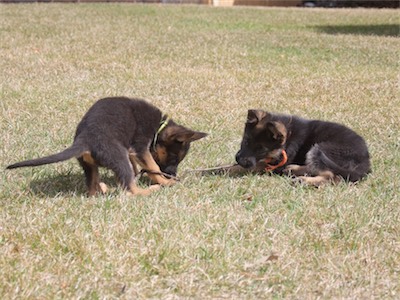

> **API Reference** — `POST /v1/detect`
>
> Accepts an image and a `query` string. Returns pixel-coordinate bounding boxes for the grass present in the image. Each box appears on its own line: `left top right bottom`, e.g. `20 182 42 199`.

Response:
1 3 399 299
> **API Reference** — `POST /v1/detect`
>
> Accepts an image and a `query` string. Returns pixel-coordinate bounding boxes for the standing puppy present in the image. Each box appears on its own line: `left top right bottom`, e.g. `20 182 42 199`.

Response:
7 97 207 196
235 109 370 186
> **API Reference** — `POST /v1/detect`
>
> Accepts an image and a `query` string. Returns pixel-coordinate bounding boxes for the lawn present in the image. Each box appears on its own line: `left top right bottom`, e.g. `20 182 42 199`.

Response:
1 3 399 299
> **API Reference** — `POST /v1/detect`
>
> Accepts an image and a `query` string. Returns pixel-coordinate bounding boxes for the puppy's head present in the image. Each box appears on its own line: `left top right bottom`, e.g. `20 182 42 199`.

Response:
235 109 287 168
152 120 207 176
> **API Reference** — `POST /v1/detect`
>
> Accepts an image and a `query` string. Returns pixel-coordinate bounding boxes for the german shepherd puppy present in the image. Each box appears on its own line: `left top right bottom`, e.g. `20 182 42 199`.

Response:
234 109 370 186
7 97 207 196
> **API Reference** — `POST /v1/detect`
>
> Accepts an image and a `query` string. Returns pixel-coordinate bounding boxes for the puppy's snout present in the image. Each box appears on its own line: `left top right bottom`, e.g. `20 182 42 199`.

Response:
164 166 177 176
236 152 256 169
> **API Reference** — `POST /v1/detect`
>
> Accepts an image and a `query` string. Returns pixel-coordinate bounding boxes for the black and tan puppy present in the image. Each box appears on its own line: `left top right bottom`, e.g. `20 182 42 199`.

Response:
7 97 207 196
233 109 371 186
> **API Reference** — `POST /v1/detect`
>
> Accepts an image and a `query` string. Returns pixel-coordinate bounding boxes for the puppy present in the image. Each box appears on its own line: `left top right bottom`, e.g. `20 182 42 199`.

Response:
7 97 207 196
234 109 371 186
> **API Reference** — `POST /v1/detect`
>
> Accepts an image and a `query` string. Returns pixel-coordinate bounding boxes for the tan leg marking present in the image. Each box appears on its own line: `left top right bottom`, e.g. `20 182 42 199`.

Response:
136 150 176 186
82 151 96 165
284 164 310 176
127 182 161 196
81 151 108 196
297 176 329 187
297 171 340 187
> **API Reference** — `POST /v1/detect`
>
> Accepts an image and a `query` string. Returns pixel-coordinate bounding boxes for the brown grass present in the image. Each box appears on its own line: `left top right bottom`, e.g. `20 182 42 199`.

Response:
1 3 399 299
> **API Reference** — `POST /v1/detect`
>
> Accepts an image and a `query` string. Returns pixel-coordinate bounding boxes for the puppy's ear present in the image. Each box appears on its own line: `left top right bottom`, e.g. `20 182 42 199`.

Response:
176 130 207 143
246 109 268 124
266 121 287 145
167 126 207 143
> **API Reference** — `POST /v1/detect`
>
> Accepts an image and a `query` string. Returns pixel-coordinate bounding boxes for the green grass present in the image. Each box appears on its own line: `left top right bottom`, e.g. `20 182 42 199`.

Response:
1 3 399 299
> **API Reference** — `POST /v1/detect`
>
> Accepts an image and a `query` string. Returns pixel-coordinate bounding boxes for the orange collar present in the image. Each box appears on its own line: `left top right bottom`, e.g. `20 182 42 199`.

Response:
264 149 287 172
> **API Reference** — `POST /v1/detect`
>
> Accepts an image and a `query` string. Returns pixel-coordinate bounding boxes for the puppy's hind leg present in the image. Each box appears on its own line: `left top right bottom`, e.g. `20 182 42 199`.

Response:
293 144 342 186
78 154 107 196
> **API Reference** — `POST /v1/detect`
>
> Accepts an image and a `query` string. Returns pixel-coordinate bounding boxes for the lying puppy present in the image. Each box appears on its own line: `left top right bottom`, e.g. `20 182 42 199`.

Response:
233 109 371 186
7 97 207 196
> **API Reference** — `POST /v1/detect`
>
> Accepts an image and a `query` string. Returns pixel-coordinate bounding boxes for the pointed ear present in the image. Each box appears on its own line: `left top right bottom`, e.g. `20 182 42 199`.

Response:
176 130 207 142
247 109 268 125
168 126 207 143
266 121 287 145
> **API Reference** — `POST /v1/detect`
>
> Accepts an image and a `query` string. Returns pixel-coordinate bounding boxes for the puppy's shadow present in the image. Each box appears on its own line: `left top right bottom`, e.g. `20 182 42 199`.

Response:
30 172 117 198
29 171 156 197
29 172 109 197
28 175 77 197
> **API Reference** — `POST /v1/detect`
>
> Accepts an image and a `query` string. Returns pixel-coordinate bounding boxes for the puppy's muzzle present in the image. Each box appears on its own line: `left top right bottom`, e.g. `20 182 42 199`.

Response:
235 152 256 169
163 166 177 177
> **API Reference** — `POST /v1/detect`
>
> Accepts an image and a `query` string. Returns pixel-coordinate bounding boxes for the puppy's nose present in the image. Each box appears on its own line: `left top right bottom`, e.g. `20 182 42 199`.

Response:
164 166 177 176
236 154 256 169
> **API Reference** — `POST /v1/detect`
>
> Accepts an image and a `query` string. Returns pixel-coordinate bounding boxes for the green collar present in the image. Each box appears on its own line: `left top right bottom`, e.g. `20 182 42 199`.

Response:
153 115 170 150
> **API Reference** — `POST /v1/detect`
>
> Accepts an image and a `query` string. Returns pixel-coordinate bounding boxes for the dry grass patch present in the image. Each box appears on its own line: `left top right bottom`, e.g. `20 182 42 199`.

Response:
1 4 399 299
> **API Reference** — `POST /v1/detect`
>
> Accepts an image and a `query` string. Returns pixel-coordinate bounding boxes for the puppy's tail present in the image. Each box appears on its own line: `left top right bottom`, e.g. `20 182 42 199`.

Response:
310 145 370 182
6 143 87 169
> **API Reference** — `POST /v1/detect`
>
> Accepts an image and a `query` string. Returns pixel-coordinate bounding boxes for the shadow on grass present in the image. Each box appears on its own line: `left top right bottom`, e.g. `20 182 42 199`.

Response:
28 172 157 197
29 172 114 197
314 24 399 37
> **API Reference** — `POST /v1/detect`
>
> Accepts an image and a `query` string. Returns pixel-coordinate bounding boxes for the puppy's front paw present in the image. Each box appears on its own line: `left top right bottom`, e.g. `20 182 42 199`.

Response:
127 184 161 196
158 178 177 186
283 164 308 177
284 164 300 173
291 176 322 188
291 176 306 185
149 184 161 191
